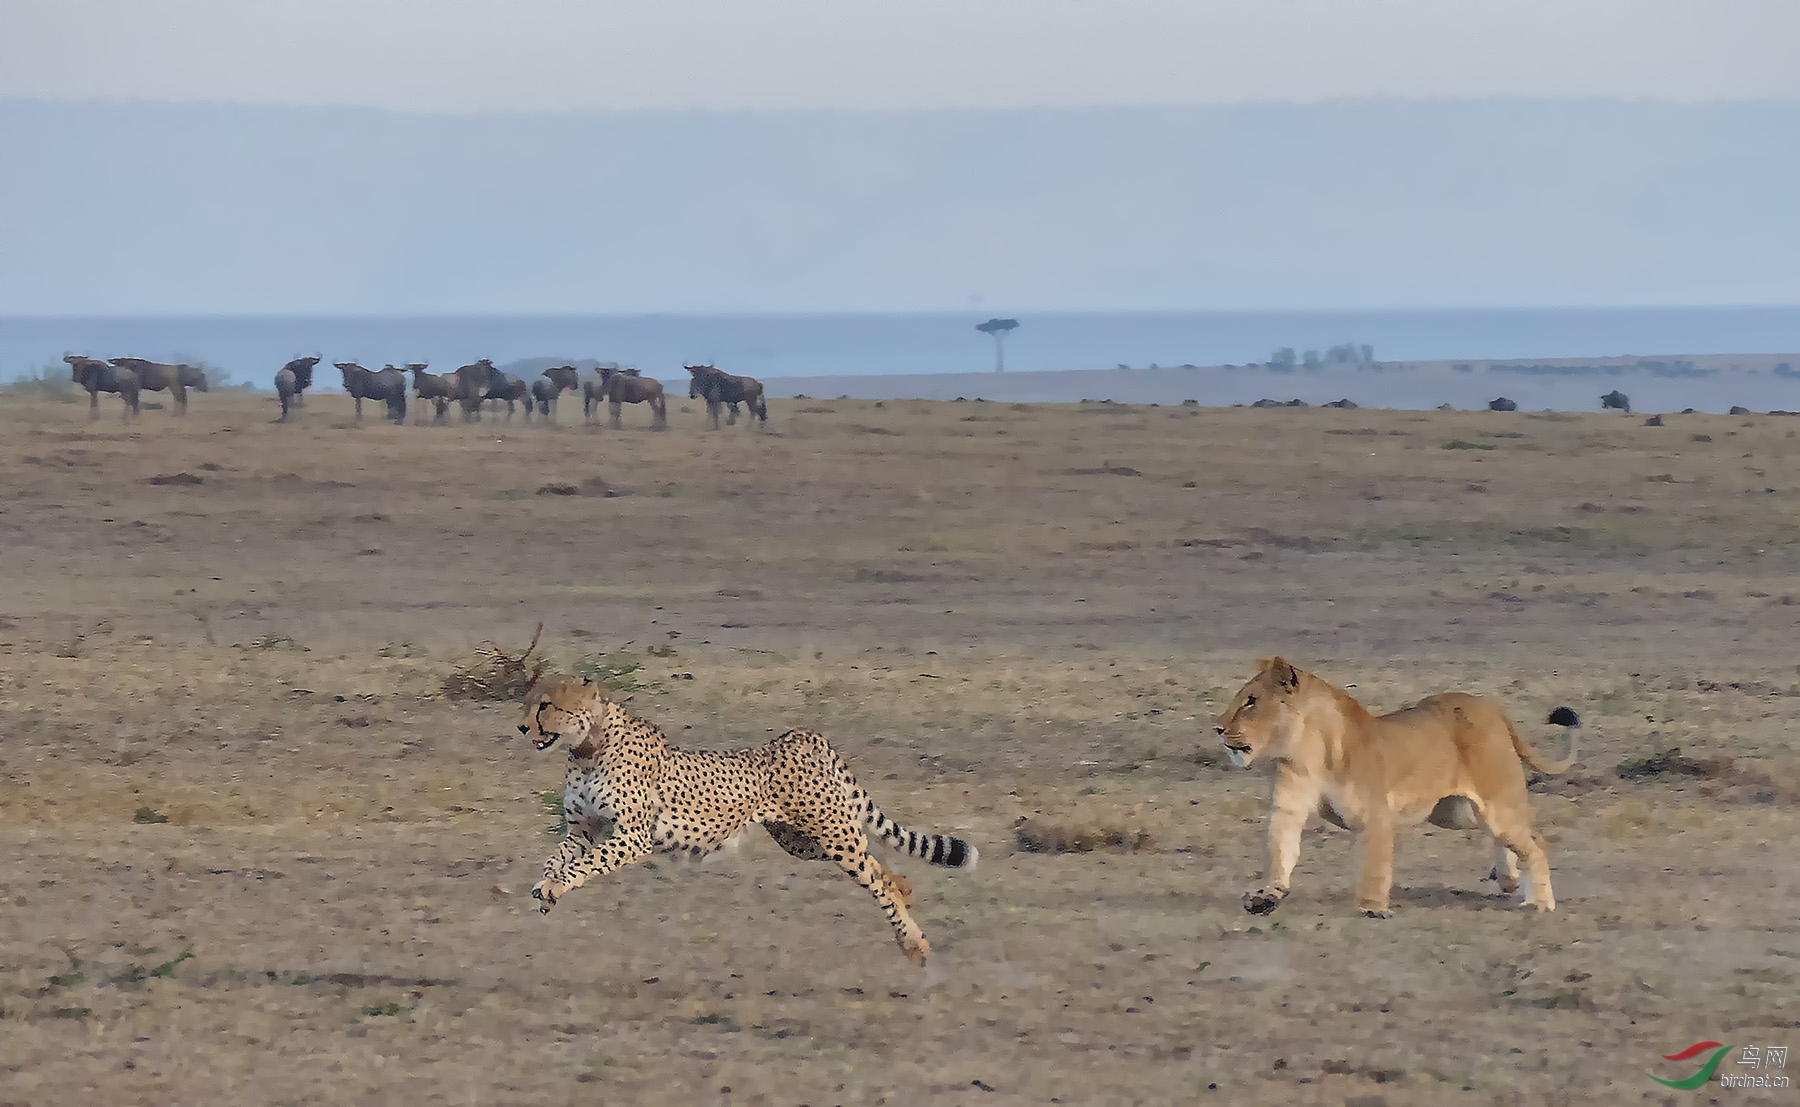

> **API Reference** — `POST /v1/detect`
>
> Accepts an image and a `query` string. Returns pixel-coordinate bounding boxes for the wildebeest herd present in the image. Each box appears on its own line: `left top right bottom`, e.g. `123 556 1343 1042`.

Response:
66 352 769 431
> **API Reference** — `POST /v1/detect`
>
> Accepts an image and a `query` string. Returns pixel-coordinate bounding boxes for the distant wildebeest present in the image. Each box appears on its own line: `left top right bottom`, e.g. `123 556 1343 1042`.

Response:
274 356 320 421
455 360 499 422
453 359 529 422
66 354 139 421
686 364 765 430
488 371 530 420
532 365 580 423
1488 397 1518 412
1600 390 1631 414
109 357 192 414
336 361 408 423
409 363 460 423
590 366 667 430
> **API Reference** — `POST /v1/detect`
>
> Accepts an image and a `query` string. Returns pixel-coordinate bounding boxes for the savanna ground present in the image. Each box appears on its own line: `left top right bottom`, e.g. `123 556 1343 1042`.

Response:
2 389 1799 1106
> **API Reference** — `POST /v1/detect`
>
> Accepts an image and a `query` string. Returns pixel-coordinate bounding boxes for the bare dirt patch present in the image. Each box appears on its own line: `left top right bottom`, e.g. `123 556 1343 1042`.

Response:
1 394 1797 1104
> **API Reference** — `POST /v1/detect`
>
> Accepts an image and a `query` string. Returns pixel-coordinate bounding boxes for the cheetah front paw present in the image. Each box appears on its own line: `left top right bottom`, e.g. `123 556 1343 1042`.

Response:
1242 886 1289 915
530 880 559 913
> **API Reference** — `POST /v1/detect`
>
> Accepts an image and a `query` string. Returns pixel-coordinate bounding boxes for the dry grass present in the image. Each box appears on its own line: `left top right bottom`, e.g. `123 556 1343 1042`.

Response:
2 392 1799 1105
441 622 547 702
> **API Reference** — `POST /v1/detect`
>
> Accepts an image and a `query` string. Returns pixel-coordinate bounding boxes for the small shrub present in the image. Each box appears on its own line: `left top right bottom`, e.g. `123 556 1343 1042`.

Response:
1015 818 1155 854
443 624 546 701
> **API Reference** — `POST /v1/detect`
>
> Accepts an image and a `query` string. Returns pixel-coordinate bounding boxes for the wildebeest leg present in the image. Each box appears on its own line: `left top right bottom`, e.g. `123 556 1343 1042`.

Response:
172 382 187 415
354 396 364 420
610 398 623 430
707 399 721 430
726 401 739 426
88 388 100 420
651 395 666 430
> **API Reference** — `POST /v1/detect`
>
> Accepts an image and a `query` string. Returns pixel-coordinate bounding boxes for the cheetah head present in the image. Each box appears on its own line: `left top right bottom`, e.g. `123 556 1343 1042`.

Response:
517 675 605 752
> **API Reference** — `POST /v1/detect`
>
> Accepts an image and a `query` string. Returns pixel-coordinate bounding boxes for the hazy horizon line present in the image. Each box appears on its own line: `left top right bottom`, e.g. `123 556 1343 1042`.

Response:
7 303 1800 322
11 93 1800 119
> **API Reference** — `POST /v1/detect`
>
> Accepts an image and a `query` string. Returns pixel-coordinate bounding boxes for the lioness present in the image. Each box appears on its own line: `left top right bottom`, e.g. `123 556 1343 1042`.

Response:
1216 658 1579 917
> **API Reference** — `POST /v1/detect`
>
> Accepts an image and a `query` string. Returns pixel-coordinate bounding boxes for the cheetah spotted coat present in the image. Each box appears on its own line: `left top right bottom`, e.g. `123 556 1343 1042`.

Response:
518 676 977 964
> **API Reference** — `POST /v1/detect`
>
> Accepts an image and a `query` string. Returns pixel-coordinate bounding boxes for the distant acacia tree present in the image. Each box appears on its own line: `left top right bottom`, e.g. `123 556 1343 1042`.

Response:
1360 344 1375 364
1269 347 1297 371
975 318 1019 373
1302 349 1322 370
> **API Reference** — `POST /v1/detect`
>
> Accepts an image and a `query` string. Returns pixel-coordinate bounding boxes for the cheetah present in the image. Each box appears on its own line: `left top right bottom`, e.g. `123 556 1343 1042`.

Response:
517 675 978 964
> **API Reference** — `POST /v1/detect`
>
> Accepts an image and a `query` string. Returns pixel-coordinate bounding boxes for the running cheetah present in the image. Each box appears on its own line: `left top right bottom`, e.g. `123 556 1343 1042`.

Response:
518 675 978 964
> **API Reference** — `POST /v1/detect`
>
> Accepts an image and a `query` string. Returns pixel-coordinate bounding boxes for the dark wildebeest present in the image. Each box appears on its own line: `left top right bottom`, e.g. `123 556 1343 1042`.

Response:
274 356 319 421
454 360 499 422
1600 389 1631 414
409 363 460 423
686 364 766 430
109 357 191 414
179 364 209 392
66 355 140 421
591 366 667 430
336 361 408 423
1488 396 1518 412
532 365 580 423
453 359 529 422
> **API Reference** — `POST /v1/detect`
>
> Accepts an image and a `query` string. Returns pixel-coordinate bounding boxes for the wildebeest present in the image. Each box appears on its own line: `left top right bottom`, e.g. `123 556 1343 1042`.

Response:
66 355 139 421
455 360 498 422
409 363 460 423
453 360 529 421
336 361 408 423
453 359 529 422
1488 396 1518 412
179 364 209 392
590 366 667 430
532 365 580 423
274 356 319 421
109 357 192 414
686 364 765 430
1601 389 1631 414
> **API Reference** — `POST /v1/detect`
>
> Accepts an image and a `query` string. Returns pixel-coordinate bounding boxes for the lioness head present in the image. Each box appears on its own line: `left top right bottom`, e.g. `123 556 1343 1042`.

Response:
516 675 606 752
1216 657 1307 768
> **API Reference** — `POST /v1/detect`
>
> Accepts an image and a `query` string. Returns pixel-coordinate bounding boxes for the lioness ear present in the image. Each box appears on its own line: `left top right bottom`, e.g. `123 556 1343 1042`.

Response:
1269 657 1301 690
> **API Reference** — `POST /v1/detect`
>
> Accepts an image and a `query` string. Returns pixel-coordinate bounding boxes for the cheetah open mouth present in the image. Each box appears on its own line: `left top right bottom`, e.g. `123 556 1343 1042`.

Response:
532 733 560 751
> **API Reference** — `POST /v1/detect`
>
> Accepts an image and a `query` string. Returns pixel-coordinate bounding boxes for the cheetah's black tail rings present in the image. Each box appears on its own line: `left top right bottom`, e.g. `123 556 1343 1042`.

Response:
866 808 979 870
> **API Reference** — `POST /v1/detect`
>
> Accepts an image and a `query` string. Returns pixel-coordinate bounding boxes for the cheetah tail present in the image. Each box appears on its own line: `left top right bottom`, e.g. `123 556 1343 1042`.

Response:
865 803 978 870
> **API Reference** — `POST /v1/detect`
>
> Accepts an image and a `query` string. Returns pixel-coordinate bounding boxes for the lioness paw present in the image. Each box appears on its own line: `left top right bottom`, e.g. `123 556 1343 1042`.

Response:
1243 887 1288 915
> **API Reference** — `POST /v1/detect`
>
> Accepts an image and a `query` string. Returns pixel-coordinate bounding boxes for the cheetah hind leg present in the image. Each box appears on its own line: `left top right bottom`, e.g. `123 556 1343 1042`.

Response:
766 822 925 963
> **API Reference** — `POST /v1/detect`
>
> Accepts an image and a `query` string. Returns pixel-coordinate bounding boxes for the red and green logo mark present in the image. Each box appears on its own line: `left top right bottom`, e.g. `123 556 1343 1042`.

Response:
1649 1042 1731 1090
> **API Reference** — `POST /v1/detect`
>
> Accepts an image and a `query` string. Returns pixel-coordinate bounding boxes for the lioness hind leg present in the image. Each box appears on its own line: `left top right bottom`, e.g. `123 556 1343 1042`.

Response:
1485 815 1554 912
1487 842 1521 895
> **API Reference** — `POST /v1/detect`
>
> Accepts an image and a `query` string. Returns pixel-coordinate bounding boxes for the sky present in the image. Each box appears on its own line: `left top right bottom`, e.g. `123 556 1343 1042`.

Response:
2 0 1796 112
2 2 1797 317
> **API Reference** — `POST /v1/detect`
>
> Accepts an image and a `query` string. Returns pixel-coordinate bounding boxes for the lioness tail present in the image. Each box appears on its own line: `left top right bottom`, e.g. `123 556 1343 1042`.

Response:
1511 706 1580 774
